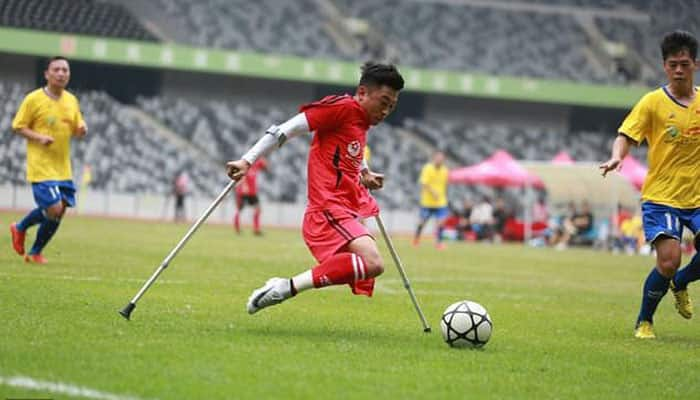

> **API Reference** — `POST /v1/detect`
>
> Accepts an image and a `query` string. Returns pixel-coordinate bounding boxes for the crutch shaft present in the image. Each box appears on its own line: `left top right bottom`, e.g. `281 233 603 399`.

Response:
120 180 236 319
374 214 431 332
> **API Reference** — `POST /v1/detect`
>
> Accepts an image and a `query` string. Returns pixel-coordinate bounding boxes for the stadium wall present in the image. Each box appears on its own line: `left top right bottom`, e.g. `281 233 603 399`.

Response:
0 27 649 108
0 184 420 234
161 71 313 110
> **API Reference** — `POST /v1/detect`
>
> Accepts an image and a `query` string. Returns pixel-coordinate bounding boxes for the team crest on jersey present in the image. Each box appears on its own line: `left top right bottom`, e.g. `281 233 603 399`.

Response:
664 125 680 142
347 140 362 157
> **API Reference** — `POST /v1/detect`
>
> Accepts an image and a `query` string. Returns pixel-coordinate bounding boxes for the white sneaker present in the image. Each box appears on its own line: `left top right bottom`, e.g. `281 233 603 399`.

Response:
246 277 292 314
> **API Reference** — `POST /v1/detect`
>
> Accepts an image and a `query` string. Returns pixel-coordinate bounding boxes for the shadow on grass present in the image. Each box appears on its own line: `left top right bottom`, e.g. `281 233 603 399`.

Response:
237 323 432 346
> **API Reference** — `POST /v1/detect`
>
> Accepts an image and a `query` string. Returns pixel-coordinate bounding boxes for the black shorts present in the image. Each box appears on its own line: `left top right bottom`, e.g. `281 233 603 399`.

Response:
237 194 259 209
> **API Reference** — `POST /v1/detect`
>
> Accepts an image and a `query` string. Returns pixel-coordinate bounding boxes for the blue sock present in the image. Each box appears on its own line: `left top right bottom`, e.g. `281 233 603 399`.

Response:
637 267 670 324
17 208 46 232
673 252 700 290
29 218 60 255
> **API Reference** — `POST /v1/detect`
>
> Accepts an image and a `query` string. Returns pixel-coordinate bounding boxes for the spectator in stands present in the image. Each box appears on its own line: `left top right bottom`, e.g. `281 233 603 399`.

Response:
600 30 700 339
548 201 577 249
568 200 594 246
9 56 87 264
492 197 510 242
457 198 474 241
413 151 450 249
470 196 494 240
173 169 189 222
532 194 549 223
233 157 268 236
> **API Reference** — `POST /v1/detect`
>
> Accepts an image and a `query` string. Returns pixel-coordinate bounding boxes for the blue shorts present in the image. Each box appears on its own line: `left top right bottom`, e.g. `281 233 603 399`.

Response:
419 206 449 221
641 201 700 243
32 180 77 210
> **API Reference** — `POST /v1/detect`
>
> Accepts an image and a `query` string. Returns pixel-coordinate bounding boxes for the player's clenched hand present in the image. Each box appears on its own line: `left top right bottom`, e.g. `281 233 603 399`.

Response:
36 134 54 146
599 158 621 177
226 159 251 181
74 122 88 138
361 171 384 190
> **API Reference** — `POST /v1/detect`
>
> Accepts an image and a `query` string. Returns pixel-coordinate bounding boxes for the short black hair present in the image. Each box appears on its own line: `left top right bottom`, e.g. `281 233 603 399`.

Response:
359 61 404 91
661 30 698 60
46 56 69 70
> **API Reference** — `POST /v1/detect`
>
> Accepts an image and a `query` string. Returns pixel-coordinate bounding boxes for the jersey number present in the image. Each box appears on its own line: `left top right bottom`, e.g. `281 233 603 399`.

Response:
49 186 61 200
664 212 680 231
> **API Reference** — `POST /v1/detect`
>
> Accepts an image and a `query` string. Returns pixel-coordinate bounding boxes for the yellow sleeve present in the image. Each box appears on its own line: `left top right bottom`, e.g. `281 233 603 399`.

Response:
618 94 652 144
74 102 85 131
419 164 430 185
12 94 34 131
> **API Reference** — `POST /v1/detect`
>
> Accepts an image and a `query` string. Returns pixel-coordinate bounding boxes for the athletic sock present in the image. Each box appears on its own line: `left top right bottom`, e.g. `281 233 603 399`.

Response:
253 208 261 232
311 253 366 288
17 208 46 232
637 267 670 324
29 218 60 255
290 270 313 295
673 252 700 290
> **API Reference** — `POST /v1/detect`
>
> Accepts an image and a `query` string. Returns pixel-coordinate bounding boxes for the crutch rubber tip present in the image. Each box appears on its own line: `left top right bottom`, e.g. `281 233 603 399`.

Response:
119 303 136 320
424 327 432 333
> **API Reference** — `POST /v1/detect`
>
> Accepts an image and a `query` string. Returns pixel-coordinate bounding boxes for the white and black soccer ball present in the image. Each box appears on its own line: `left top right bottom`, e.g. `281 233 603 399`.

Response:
440 300 492 348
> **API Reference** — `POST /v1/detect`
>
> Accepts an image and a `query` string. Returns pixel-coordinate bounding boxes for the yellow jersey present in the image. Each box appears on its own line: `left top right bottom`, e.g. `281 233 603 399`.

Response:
419 163 448 208
619 87 700 208
12 88 84 182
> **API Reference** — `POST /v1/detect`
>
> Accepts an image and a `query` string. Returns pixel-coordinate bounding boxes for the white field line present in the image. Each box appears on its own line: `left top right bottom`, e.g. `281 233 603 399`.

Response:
0 272 188 285
0 374 152 400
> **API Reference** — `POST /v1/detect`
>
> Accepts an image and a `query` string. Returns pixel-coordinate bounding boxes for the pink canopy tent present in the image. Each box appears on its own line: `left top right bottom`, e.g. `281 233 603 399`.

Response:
619 155 647 191
551 151 574 165
449 150 545 188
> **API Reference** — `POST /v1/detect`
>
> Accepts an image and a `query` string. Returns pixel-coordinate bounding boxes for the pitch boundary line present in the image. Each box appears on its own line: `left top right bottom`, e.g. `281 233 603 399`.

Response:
0 374 152 400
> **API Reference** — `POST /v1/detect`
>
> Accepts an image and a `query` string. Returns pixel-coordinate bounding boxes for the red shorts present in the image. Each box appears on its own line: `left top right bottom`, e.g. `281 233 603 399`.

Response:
302 209 372 263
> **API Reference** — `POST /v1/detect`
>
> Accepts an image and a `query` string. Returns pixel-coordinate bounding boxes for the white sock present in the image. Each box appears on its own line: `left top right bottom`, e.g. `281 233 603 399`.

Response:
291 270 313 294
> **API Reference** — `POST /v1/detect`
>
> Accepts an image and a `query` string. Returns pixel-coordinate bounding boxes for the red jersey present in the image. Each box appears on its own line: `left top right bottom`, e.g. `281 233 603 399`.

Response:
236 157 267 196
300 94 373 214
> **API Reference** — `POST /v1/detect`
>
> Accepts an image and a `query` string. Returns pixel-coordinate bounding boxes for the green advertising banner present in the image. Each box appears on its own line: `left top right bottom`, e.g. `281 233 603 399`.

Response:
0 27 648 108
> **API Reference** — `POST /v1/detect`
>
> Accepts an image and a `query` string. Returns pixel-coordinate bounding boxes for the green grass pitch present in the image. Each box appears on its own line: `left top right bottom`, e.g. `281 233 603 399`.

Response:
1 211 699 399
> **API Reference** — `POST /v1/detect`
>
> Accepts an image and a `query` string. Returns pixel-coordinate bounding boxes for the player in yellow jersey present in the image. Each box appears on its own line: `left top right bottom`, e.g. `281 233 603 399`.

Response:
9 57 87 264
600 31 700 339
413 151 449 250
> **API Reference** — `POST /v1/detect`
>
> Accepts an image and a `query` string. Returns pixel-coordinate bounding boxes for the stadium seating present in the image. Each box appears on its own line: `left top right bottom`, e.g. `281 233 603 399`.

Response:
1 81 646 210
334 0 606 83
596 0 700 86
0 0 157 41
0 82 224 197
136 95 426 209
150 0 343 59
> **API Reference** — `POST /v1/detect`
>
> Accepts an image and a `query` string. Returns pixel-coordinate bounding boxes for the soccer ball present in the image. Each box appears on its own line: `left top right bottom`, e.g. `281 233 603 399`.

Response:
440 300 492 348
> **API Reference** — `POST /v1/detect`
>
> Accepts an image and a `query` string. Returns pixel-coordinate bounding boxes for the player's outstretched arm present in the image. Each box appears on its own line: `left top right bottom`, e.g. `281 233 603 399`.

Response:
225 113 310 181
599 134 634 177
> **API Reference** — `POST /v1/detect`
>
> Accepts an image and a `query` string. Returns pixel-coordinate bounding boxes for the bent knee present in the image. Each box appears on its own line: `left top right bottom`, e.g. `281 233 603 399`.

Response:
657 259 680 277
45 203 66 220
